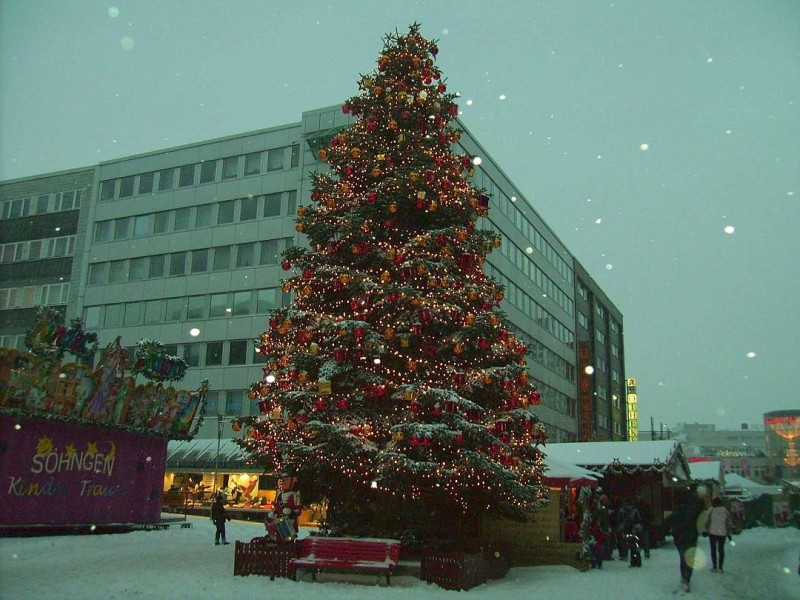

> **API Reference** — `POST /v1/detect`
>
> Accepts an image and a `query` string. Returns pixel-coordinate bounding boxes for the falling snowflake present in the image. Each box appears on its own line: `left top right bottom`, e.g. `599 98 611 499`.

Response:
498 94 506 100
724 226 735 234
595 218 602 224
605 264 613 270
746 351 756 358
639 143 649 151
108 7 119 18
525 247 533 254
120 37 134 50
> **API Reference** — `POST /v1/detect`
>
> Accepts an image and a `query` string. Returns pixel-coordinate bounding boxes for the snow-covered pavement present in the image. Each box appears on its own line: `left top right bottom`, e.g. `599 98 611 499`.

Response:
1 516 798 599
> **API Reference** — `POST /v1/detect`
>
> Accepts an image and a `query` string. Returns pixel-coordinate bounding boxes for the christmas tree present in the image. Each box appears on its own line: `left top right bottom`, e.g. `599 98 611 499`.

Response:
236 23 549 542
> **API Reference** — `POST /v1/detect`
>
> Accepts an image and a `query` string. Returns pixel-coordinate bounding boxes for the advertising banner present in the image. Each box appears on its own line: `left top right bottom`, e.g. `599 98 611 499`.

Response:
1 414 167 526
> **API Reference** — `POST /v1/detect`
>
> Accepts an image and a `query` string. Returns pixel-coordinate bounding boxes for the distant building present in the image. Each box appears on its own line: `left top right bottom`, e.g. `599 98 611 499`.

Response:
763 410 800 481
1 106 626 451
673 422 772 483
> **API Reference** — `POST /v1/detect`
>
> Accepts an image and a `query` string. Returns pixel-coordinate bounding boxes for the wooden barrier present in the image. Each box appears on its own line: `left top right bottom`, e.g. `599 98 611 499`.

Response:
233 537 297 580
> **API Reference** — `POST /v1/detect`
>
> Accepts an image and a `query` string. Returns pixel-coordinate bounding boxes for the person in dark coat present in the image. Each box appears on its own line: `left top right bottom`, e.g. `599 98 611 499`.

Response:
211 493 230 545
663 489 705 593
636 492 654 559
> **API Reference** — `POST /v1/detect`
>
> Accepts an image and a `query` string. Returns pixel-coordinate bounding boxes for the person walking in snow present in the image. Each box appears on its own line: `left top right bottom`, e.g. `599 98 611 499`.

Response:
663 489 705 593
211 493 230 545
703 497 733 573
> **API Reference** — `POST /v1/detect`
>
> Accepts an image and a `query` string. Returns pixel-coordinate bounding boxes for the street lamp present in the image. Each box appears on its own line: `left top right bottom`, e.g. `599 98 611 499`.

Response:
213 412 232 497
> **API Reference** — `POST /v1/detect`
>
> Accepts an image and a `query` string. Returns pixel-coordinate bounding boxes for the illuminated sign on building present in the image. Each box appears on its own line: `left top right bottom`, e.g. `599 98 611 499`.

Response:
626 378 638 441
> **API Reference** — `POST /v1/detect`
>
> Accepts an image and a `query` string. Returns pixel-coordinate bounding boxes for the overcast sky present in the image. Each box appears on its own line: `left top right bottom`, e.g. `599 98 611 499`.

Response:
1 1 798 432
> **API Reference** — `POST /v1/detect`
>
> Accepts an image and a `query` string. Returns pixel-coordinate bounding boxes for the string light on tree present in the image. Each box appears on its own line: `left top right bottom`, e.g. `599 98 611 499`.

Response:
233 23 549 542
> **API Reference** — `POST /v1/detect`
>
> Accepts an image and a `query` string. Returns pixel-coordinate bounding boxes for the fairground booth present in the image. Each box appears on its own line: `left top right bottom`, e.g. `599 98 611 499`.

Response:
0 310 208 535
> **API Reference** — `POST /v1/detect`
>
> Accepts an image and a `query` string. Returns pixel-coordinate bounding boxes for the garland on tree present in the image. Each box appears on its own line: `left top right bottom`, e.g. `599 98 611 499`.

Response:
235 23 549 541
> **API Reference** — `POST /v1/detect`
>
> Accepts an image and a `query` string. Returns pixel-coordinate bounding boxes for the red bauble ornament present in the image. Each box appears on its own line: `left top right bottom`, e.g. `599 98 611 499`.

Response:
342 104 351 114
231 422 242 432
281 260 291 271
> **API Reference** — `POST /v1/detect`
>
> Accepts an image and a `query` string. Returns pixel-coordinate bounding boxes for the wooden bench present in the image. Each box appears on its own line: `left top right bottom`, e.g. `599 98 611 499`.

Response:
289 536 402 585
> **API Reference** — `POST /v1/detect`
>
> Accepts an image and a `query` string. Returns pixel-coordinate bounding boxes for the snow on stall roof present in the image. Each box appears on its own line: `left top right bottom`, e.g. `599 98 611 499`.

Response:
722 472 783 496
689 461 722 482
544 440 686 474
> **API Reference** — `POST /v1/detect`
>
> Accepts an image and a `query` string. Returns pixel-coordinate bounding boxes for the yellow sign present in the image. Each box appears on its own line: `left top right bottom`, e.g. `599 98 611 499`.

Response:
627 393 638 403
626 378 637 388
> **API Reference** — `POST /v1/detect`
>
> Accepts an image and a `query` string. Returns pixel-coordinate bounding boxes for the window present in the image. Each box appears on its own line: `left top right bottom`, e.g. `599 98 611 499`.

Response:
179 164 195 187
183 343 200 367
138 172 155 194
133 214 153 237
233 291 251 316
119 176 135 198
169 252 187 276
236 243 255 267
88 263 108 285
124 302 142 326
108 260 127 283
128 256 149 281
32 195 49 215
144 300 162 324
200 160 217 184
114 217 131 240
217 200 235 224
94 221 112 242
165 298 184 322
158 168 174 191
195 204 212 227
174 208 191 231
105 304 123 327
100 180 116 201
149 254 166 278
244 152 262 176
28 240 42 260
286 190 297 215
191 249 208 273
206 342 223 366
267 148 284 171
225 390 244 415
187 295 206 319
85 306 103 328
240 196 258 220
210 293 228 317
260 239 279 265
229 340 248 365
263 192 281 217
291 144 300 168
154 211 170 234
257 288 277 313
213 246 231 271
222 156 239 180
204 390 220 416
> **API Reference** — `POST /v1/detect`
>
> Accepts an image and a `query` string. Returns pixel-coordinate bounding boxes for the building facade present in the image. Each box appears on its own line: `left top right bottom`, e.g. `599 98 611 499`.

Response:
0 168 93 347
0 106 626 445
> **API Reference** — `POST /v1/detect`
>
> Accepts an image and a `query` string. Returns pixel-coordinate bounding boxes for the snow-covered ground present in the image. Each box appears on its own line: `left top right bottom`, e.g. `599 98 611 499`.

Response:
1 517 798 599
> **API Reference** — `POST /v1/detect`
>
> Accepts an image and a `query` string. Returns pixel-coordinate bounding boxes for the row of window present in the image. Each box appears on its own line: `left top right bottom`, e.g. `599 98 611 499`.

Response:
487 222 574 317
487 265 575 347
456 140 573 284
0 334 26 350
83 287 286 328
99 145 301 201
1 235 76 264
1 189 83 221
87 237 295 285
511 324 576 383
93 191 298 244
0 283 70 311
538 381 578 419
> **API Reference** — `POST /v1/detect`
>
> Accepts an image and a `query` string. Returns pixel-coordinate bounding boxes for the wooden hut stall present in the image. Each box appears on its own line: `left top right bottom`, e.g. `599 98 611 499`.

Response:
543 440 692 548
481 455 601 571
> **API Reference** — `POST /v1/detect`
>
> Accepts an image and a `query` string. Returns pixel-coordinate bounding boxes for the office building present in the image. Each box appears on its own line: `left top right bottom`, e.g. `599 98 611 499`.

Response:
0 106 626 449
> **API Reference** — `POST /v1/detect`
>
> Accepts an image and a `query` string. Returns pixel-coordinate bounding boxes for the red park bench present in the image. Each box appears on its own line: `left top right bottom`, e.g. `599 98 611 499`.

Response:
289 536 402 585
